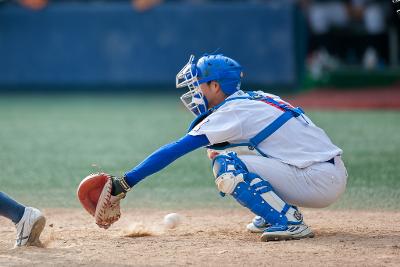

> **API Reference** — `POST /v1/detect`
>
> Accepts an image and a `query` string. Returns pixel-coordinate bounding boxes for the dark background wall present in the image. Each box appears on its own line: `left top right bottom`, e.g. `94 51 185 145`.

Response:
0 2 302 91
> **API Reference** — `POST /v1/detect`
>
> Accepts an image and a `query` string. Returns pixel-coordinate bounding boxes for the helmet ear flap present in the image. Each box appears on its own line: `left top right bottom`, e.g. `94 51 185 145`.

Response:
217 68 242 95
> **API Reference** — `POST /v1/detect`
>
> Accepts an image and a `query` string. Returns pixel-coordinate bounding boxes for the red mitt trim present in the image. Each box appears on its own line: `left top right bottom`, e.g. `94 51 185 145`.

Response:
77 173 110 216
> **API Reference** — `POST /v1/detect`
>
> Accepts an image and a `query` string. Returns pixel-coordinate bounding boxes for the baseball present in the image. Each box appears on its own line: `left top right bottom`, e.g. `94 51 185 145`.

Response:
163 213 181 229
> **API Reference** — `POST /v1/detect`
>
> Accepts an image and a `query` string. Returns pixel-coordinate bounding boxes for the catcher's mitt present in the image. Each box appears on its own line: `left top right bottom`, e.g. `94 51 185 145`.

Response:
77 173 127 229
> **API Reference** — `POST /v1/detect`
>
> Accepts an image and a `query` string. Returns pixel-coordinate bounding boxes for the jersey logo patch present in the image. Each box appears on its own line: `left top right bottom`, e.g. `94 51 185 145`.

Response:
192 118 209 132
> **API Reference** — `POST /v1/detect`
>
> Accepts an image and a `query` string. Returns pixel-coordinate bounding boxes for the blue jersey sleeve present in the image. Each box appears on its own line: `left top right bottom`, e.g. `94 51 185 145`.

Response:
124 134 210 187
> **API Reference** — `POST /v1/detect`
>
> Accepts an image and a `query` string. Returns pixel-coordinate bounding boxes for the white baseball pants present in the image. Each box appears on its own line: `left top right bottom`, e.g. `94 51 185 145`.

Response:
239 155 348 208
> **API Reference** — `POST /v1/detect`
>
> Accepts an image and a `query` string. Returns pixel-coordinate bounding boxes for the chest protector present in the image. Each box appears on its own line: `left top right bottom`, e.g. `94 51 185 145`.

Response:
188 91 305 158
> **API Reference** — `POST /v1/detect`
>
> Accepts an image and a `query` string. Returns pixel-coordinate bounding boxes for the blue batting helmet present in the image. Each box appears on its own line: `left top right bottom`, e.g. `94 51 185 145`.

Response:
176 54 243 116
196 54 243 95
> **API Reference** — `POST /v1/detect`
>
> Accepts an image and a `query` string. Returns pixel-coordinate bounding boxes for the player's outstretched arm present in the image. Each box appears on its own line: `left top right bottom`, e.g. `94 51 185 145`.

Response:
123 133 210 187
78 134 210 229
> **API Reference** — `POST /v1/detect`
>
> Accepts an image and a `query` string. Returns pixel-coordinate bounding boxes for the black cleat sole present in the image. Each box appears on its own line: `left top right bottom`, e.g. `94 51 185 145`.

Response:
27 216 46 246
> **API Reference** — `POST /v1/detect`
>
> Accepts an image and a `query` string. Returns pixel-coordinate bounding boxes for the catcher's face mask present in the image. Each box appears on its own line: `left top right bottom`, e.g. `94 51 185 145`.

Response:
176 55 209 116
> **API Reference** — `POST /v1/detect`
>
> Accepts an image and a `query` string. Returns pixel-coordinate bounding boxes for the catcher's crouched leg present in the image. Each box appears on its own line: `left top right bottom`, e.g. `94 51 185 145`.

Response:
77 173 131 229
211 152 314 241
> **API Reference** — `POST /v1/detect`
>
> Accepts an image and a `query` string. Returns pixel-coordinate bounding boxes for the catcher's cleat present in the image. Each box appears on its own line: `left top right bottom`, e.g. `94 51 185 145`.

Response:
260 223 314 242
246 216 270 233
14 207 46 248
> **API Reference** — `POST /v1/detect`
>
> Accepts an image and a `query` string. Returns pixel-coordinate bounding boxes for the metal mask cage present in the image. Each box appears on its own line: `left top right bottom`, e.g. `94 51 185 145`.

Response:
176 55 199 89
176 55 208 116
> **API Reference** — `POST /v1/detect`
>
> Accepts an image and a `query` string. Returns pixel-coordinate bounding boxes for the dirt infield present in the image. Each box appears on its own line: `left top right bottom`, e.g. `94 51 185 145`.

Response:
1 208 399 267
287 85 400 109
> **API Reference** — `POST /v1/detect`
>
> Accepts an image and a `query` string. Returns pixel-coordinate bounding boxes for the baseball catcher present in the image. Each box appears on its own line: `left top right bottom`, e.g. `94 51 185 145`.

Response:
77 54 348 241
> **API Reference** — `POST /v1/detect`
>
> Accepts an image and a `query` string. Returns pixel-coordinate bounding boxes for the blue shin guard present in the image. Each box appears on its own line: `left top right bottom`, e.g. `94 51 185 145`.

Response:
212 152 302 227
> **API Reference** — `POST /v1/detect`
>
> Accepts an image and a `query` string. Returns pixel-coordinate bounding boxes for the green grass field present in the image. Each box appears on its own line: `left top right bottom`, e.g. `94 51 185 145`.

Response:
0 94 399 210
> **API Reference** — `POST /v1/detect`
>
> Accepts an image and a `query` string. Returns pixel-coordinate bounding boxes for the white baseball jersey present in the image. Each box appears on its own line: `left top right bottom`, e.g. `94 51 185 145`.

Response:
189 90 342 168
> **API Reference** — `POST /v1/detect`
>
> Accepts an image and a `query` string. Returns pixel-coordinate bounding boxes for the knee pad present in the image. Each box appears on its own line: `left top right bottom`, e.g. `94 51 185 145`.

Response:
215 172 244 195
212 152 247 194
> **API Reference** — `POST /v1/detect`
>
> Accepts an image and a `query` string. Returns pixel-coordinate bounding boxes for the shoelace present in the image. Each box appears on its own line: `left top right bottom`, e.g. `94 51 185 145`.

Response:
16 223 29 246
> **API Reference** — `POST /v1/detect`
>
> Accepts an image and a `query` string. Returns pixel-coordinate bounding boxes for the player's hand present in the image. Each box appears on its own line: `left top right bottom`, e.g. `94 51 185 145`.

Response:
207 149 220 160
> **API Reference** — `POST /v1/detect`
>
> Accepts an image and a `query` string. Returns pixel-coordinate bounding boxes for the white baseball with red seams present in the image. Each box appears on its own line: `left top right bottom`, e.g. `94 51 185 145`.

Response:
163 213 182 229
